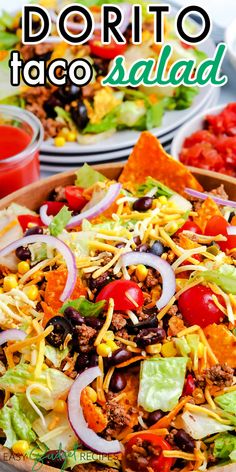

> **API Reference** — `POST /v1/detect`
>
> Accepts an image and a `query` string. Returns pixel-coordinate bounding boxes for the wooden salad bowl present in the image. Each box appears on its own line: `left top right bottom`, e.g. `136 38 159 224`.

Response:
0 164 236 472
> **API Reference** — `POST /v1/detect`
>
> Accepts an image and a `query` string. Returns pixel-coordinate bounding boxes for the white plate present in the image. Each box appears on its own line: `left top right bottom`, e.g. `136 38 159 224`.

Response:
41 35 216 154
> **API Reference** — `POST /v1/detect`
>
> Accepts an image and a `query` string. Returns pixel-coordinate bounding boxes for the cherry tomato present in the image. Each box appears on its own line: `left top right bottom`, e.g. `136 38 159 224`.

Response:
123 433 173 472
89 37 127 59
176 219 202 235
65 186 87 212
205 215 236 252
178 285 224 328
44 201 66 216
180 41 195 50
18 215 43 232
96 280 144 311
183 374 196 396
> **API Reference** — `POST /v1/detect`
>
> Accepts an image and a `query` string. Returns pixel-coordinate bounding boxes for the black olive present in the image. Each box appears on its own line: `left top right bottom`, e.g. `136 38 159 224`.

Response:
93 58 110 76
134 327 166 348
43 450 66 469
15 246 31 261
146 410 165 427
133 197 153 212
174 429 195 453
109 348 133 366
110 372 127 392
70 101 89 130
56 84 81 104
75 352 90 372
64 307 84 325
150 240 166 257
36 50 53 61
229 212 236 223
127 316 158 334
45 316 73 348
25 226 44 236
44 96 63 119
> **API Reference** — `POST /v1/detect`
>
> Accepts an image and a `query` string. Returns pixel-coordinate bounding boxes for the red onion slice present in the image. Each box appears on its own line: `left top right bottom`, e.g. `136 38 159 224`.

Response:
39 205 52 226
121 252 176 310
0 235 77 302
68 366 122 454
0 329 26 346
185 188 236 208
227 226 236 235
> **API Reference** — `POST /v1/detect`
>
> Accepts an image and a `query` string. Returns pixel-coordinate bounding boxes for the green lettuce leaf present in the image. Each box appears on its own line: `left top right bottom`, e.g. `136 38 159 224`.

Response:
29 242 54 264
215 390 236 415
60 297 105 317
117 101 146 128
146 101 165 129
0 395 37 448
213 433 236 460
0 10 14 30
182 410 234 440
49 206 72 237
55 106 74 127
138 357 187 412
198 264 236 294
44 346 69 369
83 110 117 134
0 31 18 49
75 163 106 188
166 86 198 110
137 176 174 198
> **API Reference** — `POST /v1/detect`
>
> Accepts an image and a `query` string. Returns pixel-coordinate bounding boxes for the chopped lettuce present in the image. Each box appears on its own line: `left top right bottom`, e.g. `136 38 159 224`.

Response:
29 242 54 264
75 163 106 188
213 433 236 460
117 101 146 128
198 264 236 295
55 106 74 127
182 410 234 440
60 296 105 317
166 86 198 111
0 395 38 448
0 31 18 49
44 346 69 369
0 364 73 410
215 390 236 415
146 101 165 129
138 357 187 412
0 10 14 30
33 411 77 451
137 176 174 198
83 110 117 134
49 206 72 237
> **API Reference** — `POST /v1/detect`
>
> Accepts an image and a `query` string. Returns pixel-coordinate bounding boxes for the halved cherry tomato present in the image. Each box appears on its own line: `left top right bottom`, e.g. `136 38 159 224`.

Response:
43 201 66 216
89 37 127 59
65 186 87 212
180 41 195 50
176 219 202 235
205 215 236 252
18 215 43 232
178 285 225 328
96 280 144 311
123 433 173 472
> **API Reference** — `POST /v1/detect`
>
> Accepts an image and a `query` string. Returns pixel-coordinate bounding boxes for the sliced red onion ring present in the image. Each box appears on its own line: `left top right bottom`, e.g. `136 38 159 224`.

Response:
0 329 27 346
68 366 122 454
227 226 236 235
39 205 52 226
185 188 236 208
0 235 77 302
121 252 176 310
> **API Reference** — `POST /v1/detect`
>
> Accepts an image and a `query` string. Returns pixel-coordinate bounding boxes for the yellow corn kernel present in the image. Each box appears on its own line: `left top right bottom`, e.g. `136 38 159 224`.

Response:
0 287 4 294
53 399 67 413
23 285 39 301
59 127 70 138
161 341 177 358
97 343 112 357
42 363 48 370
146 343 162 354
12 440 30 455
85 386 97 403
198 342 205 359
103 330 114 342
54 136 66 147
67 132 77 142
165 222 179 234
18 261 30 275
159 196 168 204
135 264 148 282
40 0 57 7
3 275 18 292
106 340 119 352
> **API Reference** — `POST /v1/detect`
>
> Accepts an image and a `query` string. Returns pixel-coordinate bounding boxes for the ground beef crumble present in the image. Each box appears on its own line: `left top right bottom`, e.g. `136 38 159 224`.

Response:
74 324 97 353
73 465 117 472
197 364 234 388
111 313 127 331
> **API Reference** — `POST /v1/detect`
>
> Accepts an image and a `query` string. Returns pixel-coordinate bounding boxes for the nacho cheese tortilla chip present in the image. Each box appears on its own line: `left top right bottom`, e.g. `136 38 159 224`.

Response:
119 132 203 195
193 197 222 232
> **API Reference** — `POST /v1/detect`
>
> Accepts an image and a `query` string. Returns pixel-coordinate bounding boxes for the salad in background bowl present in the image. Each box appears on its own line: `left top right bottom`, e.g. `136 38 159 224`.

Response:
0 0 206 147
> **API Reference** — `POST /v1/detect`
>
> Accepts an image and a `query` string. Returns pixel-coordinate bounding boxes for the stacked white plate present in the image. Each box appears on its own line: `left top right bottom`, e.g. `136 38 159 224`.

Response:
40 34 219 173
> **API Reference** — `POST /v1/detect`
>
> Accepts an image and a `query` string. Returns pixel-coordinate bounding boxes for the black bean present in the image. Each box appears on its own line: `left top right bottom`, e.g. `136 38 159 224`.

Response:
15 246 31 261
42 450 66 469
135 243 149 253
116 242 126 249
110 372 127 392
134 327 166 348
64 307 84 326
174 429 195 453
89 272 110 291
89 353 99 367
45 316 72 348
133 197 153 212
75 353 90 372
86 317 104 330
109 348 133 366
25 226 44 236
133 236 141 246
127 316 158 334
146 410 165 427
150 240 166 257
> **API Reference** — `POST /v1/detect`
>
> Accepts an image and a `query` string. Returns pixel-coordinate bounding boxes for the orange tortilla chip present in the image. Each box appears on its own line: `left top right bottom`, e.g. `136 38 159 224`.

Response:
44 267 86 312
204 324 236 368
193 197 222 232
119 132 203 196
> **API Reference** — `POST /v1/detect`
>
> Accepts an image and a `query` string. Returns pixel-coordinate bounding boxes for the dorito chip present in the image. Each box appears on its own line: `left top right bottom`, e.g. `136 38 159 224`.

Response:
193 197 222 232
119 131 203 196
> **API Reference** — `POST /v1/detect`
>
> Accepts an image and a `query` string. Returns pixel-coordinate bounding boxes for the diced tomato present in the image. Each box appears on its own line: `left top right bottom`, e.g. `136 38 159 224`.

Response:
18 214 43 232
65 186 87 212
89 37 127 59
44 201 66 216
